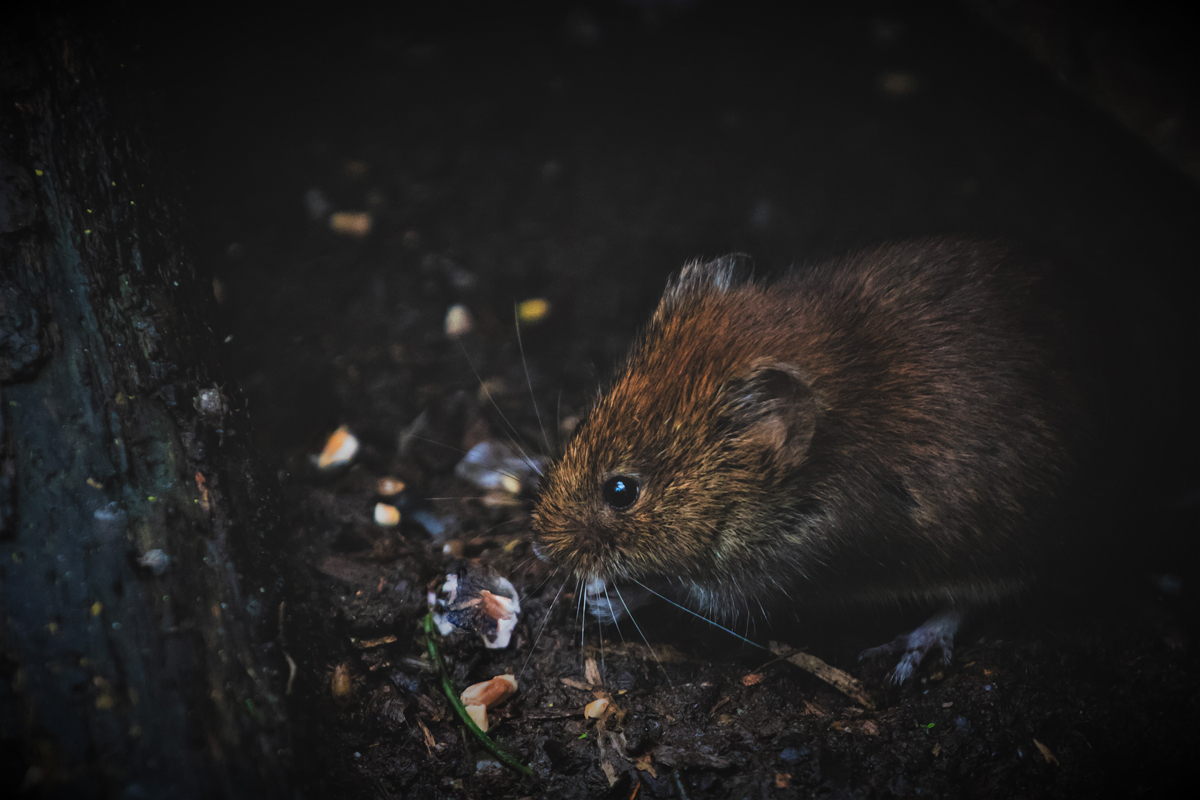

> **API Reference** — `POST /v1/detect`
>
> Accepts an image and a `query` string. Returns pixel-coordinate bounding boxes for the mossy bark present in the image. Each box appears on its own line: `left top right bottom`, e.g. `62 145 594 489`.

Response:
1 11 292 799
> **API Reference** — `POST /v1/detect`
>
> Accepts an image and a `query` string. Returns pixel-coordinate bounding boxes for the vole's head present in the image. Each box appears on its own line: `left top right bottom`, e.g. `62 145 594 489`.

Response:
531 259 819 604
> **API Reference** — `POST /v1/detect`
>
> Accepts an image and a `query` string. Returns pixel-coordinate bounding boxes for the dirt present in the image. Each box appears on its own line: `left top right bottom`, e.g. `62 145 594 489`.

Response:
151 2 1198 797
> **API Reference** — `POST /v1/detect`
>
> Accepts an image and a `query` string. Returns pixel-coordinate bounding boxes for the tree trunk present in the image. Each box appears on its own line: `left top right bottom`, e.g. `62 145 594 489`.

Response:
1 10 292 798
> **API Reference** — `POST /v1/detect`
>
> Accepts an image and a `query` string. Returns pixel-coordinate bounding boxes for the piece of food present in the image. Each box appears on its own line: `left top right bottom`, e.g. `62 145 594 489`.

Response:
374 503 400 526
316 425 359 470
460 674 518 709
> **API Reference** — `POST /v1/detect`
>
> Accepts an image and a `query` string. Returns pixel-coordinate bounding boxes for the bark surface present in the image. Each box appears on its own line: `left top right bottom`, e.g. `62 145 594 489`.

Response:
1 11 292 799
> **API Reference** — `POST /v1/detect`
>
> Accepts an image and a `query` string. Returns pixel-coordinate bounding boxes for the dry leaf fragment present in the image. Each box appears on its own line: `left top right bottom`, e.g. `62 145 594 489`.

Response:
1033 738 1059 765
460 674 517 709
634 754 656 778
742 672 764 686
417 718 437 752
777 647 876 709
775 773 791 789
585 657 602 686
350 634 397 649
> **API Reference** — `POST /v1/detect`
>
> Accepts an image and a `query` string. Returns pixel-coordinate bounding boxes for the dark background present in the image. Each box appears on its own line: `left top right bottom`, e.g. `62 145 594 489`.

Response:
110 0 1200 796
139 0 1198 459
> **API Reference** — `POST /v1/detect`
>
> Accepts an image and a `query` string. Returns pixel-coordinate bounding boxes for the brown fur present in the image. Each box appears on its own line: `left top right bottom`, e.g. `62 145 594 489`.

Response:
532 239 1092 619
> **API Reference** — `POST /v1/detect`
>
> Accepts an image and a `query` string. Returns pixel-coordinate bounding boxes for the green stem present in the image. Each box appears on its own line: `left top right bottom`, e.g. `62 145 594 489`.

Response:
423 612 534 777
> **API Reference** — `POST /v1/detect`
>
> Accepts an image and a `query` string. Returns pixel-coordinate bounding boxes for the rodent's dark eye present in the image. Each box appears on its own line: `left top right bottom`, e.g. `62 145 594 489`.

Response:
602 475 640 510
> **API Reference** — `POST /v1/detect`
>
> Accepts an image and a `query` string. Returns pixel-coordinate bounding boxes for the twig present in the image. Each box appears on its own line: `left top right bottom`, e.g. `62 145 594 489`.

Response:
423 612 534 776
774 646 877 709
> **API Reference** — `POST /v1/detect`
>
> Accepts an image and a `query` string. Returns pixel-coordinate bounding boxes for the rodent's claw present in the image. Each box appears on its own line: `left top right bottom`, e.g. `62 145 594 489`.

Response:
859 607 965 685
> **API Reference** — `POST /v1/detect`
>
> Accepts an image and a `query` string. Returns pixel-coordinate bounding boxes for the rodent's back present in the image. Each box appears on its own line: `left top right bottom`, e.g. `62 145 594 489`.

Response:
533 239 1092 617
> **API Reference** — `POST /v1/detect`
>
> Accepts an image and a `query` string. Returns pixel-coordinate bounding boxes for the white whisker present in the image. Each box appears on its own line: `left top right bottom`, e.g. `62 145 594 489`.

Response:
519 574 569 680
630 579 770 652
613 583 673 689
403 434 527 484
514 307 552 459
456 339 543 477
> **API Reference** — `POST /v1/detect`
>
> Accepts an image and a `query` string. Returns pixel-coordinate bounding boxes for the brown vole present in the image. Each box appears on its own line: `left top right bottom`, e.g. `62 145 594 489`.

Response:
531 238 1106 681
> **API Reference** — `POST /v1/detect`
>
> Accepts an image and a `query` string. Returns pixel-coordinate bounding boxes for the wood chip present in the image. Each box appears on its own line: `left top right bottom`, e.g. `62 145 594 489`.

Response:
741 672 764 686
1033 738 1059 765
585 657 602 686
778 648 876 709
560 677 592 691
830 718 879 735
417 718 437 752
350 634 397 649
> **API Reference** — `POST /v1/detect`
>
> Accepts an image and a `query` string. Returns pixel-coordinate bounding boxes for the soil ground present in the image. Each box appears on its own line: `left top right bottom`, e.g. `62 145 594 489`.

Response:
153 2 1198 797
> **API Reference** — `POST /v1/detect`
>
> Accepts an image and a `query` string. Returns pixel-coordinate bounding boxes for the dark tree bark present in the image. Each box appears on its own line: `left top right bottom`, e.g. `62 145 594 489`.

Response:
1 11 293 799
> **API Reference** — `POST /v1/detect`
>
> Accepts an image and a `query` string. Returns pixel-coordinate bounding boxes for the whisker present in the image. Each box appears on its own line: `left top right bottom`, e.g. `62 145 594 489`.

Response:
613 583 673 689
514 307 552 457
518 574 569 681
402 434 526 484
596 600 605 685
579 579 587 676
630 579 770 652
555 390 564 455
455 339 543 477
602 584 629 652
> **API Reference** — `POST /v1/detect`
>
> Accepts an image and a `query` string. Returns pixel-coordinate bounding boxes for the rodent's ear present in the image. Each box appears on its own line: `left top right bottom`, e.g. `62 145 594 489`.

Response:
719 362 817 470
658 254 753 313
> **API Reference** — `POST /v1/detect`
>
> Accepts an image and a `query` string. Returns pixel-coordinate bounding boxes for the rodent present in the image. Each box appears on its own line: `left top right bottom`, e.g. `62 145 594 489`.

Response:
531 238 1114 674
